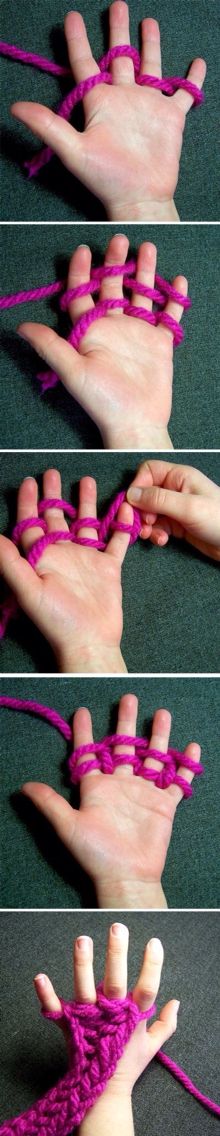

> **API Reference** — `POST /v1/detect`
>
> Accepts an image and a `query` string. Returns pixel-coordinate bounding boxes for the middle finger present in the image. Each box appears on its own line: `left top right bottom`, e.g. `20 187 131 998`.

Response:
131 242 157 312
143 708 172 778
113 692 138 776
103 923 129 999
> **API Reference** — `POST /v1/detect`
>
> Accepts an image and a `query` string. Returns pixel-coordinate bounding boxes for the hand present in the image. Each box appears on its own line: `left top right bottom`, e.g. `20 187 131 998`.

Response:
18 235 188 450
34 923 179 1136
11 5 206 222
21 695 201 908
0 469 133 673
127 460 220 561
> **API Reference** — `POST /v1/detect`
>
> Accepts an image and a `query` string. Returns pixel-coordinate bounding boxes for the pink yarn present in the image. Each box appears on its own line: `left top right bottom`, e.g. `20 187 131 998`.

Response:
0 696 204 795
0 491 141 639
0 259 191 393
0 983 219 1133
0 40 204 180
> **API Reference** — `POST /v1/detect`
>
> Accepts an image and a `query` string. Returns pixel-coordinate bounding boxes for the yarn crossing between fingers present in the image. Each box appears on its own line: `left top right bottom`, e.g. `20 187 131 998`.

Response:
0 982 219 1134
0 491 141 639
0 42 204 181
0 696 204 795
0 259 192 393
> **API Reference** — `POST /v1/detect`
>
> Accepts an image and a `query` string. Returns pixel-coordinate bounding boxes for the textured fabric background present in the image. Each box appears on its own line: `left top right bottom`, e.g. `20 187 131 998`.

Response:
1 223 220 449
0 911 219 1134
1 675 220 909
1 0 219 221
0 450 220 674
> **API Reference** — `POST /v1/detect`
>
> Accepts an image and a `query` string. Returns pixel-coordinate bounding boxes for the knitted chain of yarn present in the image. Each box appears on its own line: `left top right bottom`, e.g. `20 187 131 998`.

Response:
0 696 204 794
0 41 204 179
0 259 191 394
0 490 142 639
0 983 219 1134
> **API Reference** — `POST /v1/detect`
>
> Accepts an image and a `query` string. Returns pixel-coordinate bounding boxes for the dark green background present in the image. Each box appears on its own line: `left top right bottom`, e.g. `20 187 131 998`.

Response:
1 224 220 449
1 0 220 221
0 450 220 673
1 676 220 909
0 911 219 1133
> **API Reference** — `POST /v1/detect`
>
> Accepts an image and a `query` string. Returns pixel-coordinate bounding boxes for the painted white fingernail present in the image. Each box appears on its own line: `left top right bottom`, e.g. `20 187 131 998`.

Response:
174 1000 180 1012
77 244 90 250
34 973 47 985
76 936 92 952
112 923 128 938
148 938 163 959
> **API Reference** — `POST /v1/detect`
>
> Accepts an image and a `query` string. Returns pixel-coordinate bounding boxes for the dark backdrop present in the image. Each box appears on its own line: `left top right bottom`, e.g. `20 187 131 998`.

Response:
1 676 220 909
0 911 219 1134
0 450 220 673
1 224 220 449
1 0 219 221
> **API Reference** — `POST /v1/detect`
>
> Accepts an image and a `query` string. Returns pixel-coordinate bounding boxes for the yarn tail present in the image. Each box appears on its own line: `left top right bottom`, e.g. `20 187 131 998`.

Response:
157 1050 220 1117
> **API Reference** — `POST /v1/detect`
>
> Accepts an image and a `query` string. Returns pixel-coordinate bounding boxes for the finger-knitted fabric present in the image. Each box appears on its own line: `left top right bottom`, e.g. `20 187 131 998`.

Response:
0 259 191 394
0 696 204 796
0 983 219 1133
0 490 141 639
0 41 204 181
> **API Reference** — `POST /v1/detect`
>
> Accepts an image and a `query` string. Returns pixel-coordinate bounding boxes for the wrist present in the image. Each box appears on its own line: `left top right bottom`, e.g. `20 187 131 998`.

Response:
79 1089 133 1136
107 198 180 222
96 877 167 909
56 642 127 674
102 424 173 451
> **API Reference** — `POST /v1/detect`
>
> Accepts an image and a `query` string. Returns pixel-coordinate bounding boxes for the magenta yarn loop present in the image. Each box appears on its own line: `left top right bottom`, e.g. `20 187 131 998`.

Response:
0 259 192 394
0 985 219 1134
0 695 204 795
0 40 204 182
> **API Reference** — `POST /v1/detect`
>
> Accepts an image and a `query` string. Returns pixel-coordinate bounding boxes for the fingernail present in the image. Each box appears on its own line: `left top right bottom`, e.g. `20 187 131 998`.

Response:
34 974 47 985
77 244 90 250
127 488 142 502
111 923 128 938
76 936 91 952
174 1000 180 1012
148 938 163 959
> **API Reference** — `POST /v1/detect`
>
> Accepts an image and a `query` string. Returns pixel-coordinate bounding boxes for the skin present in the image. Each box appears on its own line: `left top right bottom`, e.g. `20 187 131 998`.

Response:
11 6 206 222
21 695 201 909
34 925 180 1135
18 234 188 451
0 470 132 673
126 460 220 561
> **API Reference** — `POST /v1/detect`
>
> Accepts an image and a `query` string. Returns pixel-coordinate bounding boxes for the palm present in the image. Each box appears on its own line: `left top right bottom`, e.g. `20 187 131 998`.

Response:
75 313 173 436
81 86 184 209
74 773 176 884
26 541 123 651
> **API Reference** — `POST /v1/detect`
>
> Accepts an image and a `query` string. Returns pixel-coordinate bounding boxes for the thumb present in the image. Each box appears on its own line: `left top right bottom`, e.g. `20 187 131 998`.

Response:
20 782 83 864
11 102 85 182
0 536 42 621
18 323 85 400
127 485 201 531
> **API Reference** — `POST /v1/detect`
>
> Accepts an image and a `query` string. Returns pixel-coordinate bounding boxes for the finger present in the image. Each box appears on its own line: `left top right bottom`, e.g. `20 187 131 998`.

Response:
133 937 164 1011
149 521 171 547
77 476 98 541
65 10 100 91
128 460 219 499
140 18 162 79
131 242 157 313
41 469 69 534
144 708 172 776
127 484 199 529
99 233 129 311
109 1 134 84
16 477 44 552
0 536 42 621
34 974 61 1013
172 57 206 115
147 999 179 1059
107 501 134 565
159 275 188 340
11 103 84 182
18 323 84 398
113 692 138 777
21 782 80 858
73 935 96 1003
103 923 129 999
67 244 93 325
167 742 201 805
73 706 99 779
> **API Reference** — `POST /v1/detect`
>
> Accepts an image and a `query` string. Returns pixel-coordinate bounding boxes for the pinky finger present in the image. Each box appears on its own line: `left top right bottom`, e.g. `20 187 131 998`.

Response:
34 974 61 1013
168 742 201 805
147 999 179 1060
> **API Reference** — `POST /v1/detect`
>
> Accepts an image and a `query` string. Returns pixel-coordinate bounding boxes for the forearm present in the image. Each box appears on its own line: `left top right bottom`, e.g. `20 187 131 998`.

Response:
56 643 127 674
96 877 167 909
78 1089 134 1136
107 199 180 223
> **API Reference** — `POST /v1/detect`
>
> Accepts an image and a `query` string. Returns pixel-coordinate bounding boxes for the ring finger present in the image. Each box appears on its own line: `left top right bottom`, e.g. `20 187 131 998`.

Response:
131 242 157 312
103 922 129 999
144 708 172 780
76 476 98 542
73 935 96 1003
113 692 138 776
133 936 164 1011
